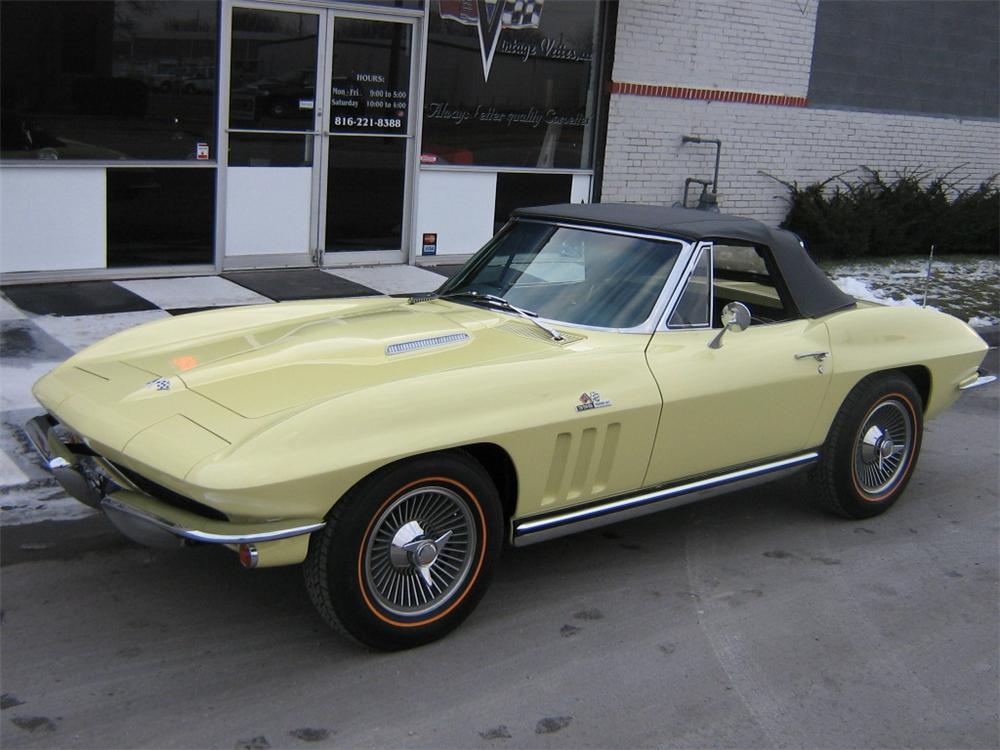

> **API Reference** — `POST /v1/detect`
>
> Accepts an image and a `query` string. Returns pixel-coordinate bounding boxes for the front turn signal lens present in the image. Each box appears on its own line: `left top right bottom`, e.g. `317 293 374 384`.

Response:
238 543 258 569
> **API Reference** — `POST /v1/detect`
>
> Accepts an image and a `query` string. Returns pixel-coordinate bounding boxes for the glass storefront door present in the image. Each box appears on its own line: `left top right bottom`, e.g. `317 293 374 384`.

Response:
320 16 414 263
223 4 415 269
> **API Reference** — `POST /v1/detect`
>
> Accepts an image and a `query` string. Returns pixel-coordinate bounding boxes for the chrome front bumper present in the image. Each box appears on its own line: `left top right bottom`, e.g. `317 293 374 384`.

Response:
25 415 324 550
24 414 103 507
959 367 997 391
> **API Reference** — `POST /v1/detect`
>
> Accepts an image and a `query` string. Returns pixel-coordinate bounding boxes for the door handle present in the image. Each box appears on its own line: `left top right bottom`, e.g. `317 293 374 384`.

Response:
795 351 829 362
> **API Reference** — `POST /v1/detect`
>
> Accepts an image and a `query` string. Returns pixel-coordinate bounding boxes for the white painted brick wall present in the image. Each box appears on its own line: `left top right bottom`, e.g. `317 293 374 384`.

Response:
603 0 1000 226
614 0 818 96
603 96 1000 225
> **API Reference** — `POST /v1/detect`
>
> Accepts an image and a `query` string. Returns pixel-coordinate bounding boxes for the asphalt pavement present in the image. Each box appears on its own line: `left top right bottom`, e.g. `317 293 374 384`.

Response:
0 379 996 749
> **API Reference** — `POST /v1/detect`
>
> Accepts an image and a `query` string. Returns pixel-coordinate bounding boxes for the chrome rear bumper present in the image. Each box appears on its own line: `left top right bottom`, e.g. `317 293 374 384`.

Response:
25 415 324 549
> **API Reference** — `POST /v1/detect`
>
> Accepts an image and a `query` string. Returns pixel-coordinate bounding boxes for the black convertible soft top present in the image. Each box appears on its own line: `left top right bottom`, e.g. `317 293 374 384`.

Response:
513 203 856 319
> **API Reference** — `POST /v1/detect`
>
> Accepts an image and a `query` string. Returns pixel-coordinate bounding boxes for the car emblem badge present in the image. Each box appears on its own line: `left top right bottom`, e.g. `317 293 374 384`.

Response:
576 391 611 412
145 377 171 391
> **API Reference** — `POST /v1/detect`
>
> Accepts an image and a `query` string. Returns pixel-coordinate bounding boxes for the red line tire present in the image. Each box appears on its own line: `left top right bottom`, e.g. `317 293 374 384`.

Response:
303 451 502 650
813 372 923 519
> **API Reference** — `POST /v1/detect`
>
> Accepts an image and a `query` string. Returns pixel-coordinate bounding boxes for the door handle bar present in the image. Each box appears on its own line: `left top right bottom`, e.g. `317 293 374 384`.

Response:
795 351 829 362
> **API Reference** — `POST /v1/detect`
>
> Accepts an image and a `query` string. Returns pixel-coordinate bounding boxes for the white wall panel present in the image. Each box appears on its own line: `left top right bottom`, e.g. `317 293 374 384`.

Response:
0 168 106 272
225 167 311 256
571 174 592 204
415 171 496 256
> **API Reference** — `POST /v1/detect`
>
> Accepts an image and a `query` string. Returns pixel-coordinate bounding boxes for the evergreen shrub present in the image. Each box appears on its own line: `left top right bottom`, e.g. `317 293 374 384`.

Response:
767 167 999 260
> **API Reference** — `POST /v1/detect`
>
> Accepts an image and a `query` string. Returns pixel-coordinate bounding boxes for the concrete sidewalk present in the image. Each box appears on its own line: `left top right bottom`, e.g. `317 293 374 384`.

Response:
0 264 452 526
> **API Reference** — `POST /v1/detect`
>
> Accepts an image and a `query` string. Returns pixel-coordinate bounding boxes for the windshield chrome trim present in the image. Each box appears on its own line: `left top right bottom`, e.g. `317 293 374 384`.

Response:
514 218 689 245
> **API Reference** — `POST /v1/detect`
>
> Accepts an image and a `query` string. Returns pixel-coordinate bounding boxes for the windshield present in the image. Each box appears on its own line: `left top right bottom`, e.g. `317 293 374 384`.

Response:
442 221 683 329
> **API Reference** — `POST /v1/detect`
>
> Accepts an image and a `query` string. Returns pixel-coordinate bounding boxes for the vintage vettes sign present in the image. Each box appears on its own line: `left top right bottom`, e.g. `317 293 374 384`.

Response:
439 0 545 79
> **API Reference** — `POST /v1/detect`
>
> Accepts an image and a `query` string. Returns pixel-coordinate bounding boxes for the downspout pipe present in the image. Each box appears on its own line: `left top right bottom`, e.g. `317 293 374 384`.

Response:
681 135 722 196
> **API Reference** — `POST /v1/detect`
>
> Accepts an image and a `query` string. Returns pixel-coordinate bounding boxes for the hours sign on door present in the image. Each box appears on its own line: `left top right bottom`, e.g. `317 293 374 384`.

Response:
329 19 411 135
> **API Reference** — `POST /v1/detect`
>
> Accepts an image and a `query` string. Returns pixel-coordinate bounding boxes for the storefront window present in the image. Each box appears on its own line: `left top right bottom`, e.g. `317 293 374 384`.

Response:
229 9 319 133
422 0 600 169
0 1 219 161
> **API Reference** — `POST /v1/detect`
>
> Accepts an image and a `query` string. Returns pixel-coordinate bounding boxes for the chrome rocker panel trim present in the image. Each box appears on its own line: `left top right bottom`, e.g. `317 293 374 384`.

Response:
512 452 820 547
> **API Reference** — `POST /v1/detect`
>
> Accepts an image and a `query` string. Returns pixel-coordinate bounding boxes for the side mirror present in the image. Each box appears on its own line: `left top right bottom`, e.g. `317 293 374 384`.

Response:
708 301 751 349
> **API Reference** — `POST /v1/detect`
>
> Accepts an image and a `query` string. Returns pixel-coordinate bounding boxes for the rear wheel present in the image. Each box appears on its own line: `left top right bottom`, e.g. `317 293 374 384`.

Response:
304 452 502 650
814 373 923 519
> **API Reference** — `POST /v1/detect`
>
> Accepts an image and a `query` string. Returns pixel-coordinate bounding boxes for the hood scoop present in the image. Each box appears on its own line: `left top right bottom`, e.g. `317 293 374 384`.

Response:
386 332 471 356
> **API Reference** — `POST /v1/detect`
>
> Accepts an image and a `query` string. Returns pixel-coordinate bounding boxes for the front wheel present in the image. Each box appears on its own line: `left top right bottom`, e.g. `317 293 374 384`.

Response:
304 452 502 650
814 373 923 519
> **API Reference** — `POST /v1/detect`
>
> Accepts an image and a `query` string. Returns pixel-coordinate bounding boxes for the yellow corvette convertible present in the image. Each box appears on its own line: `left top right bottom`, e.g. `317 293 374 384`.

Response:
27 204 993 649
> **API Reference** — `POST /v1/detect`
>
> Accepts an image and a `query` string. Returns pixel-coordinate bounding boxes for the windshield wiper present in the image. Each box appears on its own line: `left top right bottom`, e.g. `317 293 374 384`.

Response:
410 290 564 342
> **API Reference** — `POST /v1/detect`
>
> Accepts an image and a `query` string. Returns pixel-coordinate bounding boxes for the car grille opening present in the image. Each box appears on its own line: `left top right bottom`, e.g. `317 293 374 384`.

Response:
111 463 229 522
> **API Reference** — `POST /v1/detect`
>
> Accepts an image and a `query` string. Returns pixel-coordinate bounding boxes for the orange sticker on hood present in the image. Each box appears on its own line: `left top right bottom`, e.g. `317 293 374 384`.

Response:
172 355 198 371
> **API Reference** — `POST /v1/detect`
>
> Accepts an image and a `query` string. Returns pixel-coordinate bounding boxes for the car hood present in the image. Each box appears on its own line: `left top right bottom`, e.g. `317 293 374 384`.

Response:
68 297 583 420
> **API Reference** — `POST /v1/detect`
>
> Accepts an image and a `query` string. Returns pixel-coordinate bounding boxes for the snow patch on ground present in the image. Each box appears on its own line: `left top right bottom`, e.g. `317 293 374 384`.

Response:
0 484 98 525
832 277 919 307
824 256 998 325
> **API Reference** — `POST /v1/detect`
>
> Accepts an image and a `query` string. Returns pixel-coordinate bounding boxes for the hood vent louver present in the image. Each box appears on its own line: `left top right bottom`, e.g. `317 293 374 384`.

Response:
385 333 471 356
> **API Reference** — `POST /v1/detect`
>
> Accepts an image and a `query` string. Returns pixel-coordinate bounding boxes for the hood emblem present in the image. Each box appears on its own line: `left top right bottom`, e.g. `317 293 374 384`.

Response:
145 377 172 391
576 391 611 412
386 333 470 356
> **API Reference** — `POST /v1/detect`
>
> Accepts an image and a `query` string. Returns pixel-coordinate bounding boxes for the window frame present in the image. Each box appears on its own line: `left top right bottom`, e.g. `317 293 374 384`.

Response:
660 240 802 332
713 242 800 324
665 242 714 330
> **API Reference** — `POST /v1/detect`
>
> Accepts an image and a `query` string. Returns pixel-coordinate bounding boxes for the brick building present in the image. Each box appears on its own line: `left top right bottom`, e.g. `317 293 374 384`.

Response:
603 0 999 224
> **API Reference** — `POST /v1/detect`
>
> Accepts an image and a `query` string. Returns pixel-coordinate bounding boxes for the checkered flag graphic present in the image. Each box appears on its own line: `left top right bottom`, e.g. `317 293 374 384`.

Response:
502 0 544 28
